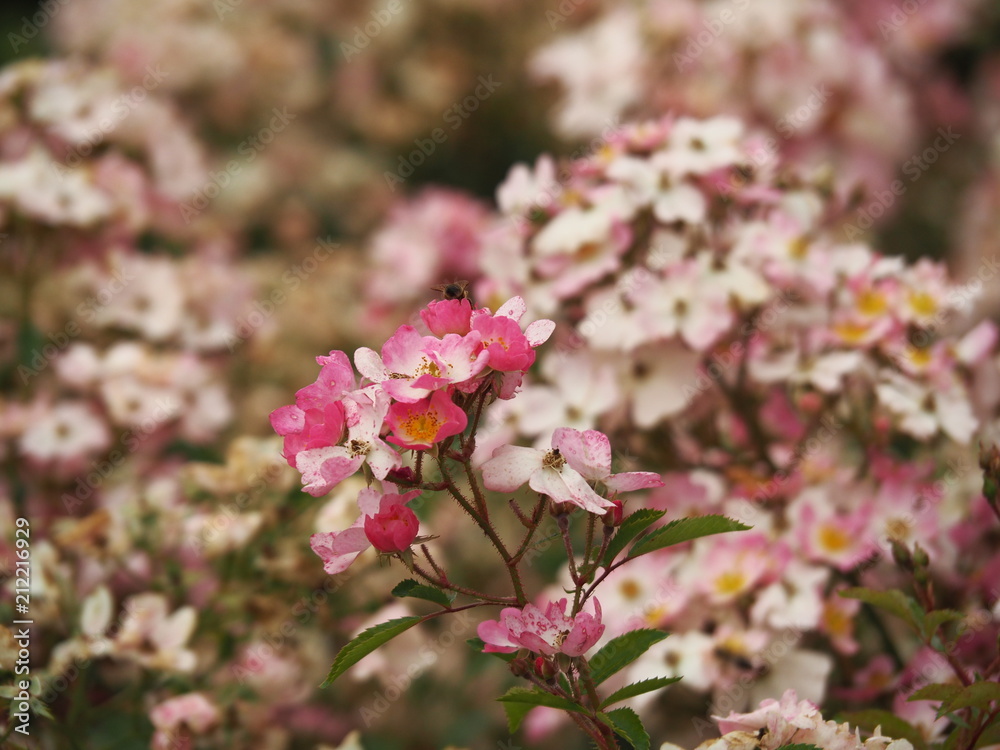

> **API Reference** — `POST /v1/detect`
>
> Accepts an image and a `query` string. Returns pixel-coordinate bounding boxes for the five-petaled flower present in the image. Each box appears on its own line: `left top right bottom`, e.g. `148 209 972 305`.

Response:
481 427 662 514
477 598 605 657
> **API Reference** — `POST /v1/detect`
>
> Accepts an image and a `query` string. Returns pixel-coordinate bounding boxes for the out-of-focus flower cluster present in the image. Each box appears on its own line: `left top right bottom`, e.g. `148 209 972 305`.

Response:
360 113 1000 743
1 0 999 747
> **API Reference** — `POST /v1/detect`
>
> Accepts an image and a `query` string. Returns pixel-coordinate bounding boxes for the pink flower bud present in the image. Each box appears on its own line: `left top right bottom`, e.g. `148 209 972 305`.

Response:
364 503 419 553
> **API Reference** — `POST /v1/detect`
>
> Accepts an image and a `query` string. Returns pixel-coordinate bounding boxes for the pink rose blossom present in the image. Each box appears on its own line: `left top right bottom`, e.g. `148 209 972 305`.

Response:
478 598 604 657
386 389 468 450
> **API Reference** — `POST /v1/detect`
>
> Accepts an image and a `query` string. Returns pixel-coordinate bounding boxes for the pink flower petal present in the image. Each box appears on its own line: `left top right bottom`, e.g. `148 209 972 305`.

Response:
481 445 544 492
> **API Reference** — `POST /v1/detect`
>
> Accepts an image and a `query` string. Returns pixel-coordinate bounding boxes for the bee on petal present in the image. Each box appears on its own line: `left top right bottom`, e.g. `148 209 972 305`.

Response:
432 279 471 303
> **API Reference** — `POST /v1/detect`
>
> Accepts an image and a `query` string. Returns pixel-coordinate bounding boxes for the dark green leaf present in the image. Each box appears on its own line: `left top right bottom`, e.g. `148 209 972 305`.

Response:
839 710 928 750
839 588 923 633
502 700 533 735
466 637 516 663
321 616 422 687
601 676 681 708
627 516 750 560
602 707 649 750
939 681 1000 715
391 579 455 609
601 510 667 567
589 629 669 686
922 609 963 639
908 682 962 707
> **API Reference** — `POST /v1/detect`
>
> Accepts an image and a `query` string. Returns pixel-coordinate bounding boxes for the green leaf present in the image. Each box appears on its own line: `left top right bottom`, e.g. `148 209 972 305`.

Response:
922 609 963 639
627 516 750 560
839 710 928 750
502 700 533 734
391 579 456 609
497 687 587 732
601 676 681 708
908 682 962 710
839 588 923 633
601 510 667 567
602 707 650 750
466 637 516 663
589 629 669 686
939 681 1000 715
321 615 422 687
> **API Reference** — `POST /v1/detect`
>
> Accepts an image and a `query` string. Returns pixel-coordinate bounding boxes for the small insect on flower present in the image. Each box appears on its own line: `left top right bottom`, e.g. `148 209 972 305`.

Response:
432 280 472 302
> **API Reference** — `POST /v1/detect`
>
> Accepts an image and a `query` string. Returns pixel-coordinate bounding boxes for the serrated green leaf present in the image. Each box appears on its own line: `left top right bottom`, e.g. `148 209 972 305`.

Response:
939 681 1000 715
908 682 962 707
922 609 963 639
466 637 516 663
839 710 928 750
602 707 649 750
839 588 923 633
627 516 750 559
391 579 456 609
589 629 669 686
601 510 667 567
497 686 586 712
502 700 533 734
321 615 422 687
601 676 681 708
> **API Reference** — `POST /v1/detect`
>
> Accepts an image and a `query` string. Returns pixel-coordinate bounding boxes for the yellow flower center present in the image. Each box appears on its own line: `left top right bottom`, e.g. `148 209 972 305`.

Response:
909 291 937 318
619 580 642 600
857 289 887 316
818 523 851 552
823 604 851 637
714 571 747 597
833 320 870 344
885 517 912 541
789 236 810 260
399 411 443 444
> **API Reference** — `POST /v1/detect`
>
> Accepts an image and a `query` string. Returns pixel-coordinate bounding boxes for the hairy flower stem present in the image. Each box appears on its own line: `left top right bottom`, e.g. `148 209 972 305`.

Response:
410 560 515 605
436 456 528 605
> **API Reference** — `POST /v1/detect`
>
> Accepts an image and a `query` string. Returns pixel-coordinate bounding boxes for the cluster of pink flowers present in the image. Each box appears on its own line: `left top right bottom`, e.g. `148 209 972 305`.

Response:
271 295 560 570
359 113 1000 741
701 690 914 750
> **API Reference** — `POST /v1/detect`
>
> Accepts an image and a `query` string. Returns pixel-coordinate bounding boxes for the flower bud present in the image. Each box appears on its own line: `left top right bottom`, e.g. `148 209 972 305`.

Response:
890 539 913 571
387 466 417 484
509 657 530 677
364 503 419 553
912 543 929 570
606 499 625 527
533 656 558 681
